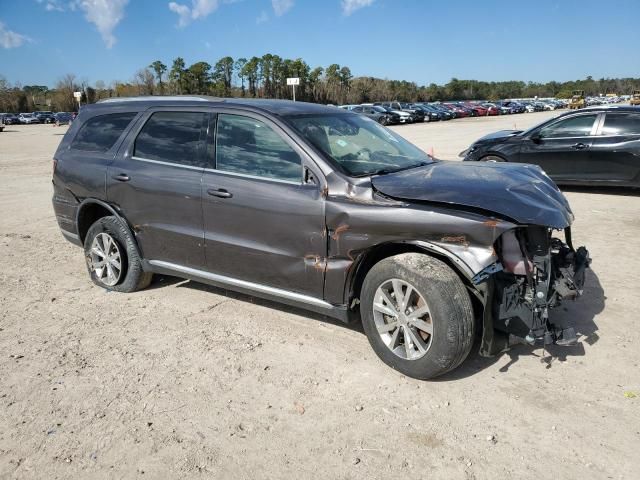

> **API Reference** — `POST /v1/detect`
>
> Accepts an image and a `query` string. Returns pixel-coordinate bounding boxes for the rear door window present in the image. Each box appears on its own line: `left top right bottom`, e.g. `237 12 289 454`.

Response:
540 114 598 138
215 114 302 182
601 113 640 136
70 112 137 152
134 111 207 168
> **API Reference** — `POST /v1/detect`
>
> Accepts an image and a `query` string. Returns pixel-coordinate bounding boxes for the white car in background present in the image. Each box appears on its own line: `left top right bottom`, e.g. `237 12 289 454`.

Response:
18 113 39 124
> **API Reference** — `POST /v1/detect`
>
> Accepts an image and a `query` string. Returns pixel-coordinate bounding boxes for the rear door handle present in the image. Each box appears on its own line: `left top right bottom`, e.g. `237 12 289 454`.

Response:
571 143 588 150
112 173 130 182
207 188 232 199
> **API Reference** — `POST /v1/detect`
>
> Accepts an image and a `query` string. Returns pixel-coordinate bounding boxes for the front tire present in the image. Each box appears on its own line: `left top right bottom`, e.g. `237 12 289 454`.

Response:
84 216 152 293
360 253 474 380
479 155 505 162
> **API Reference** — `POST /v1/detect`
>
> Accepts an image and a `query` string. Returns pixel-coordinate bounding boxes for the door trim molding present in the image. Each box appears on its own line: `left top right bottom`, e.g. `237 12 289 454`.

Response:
148 260 333 309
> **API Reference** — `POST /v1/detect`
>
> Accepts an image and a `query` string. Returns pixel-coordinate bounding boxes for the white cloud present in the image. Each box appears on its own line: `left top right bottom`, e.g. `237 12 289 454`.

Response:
342 0 374 16
271 0 293 16
256 10 269 24
168 0 222 27
168 2 192 27
0 22 32 49
46 0 65 11
36 0 66 11
73 0 129 48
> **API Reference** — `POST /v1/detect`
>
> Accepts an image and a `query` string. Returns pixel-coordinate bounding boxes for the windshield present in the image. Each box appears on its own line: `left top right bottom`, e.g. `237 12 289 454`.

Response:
286 113 432 176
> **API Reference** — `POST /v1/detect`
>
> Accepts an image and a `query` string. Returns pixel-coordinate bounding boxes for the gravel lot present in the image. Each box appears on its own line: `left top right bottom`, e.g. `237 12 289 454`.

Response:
1 112 638 479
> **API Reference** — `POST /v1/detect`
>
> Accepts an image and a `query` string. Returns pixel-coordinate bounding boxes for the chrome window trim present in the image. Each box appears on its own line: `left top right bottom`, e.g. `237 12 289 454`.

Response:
539 112 600 139
148 260 333 309
131 155 204 171
203 167 301 185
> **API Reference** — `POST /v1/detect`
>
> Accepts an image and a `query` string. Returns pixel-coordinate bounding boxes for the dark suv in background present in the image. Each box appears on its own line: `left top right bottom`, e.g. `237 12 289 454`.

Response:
53 96 589 379
34 111 56 123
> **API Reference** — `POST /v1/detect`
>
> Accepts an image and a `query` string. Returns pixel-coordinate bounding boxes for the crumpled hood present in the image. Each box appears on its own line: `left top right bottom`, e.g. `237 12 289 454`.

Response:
371 161 574 229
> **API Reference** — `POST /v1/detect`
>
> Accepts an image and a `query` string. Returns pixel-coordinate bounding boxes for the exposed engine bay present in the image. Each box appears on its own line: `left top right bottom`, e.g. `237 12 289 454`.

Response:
473 226 590 355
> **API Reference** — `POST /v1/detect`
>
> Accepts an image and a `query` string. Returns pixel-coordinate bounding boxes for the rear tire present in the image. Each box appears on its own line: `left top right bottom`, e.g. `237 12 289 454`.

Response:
84 216 152 293
360 253 474 380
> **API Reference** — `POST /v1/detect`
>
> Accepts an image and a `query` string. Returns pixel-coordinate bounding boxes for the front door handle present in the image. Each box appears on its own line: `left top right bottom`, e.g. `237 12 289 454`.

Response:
207 188 232 199
112 173 130 182
571 143 588 150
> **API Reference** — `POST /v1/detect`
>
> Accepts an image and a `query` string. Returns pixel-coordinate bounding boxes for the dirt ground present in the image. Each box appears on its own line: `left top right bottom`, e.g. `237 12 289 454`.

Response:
1 111 638 480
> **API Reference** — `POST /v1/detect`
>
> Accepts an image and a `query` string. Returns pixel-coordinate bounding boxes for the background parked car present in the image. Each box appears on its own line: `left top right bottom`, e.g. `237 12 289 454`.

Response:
34 111 56 123
480 103 501 115
1 113 19 125
411 104 443 121
351 105 399 125
18 113 39 124
368 103 414 123
427 104 455 120
54 112 73 126
502 101 527 113
460 105 640 187
376 102 423 122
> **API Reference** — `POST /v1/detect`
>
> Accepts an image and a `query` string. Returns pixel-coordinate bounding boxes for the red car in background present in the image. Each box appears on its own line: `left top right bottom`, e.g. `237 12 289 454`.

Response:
442 103 470 117
463 103 489 116
480 103 501 115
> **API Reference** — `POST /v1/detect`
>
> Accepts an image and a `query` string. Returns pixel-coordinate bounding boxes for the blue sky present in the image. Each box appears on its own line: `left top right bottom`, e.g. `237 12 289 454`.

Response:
1 0 639 88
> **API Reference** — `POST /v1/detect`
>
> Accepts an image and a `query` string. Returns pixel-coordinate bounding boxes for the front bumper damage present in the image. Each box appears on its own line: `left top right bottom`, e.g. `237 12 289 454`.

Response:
473 226 590 356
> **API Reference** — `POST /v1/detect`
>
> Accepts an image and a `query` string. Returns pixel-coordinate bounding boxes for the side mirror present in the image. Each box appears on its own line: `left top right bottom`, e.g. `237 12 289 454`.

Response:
530 132 542 143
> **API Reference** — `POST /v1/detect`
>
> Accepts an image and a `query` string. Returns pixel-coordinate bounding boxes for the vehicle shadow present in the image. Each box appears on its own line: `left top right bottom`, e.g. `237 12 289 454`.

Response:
561 185 640 196
146 267 604 381
150 274 364 333
436 267 605 381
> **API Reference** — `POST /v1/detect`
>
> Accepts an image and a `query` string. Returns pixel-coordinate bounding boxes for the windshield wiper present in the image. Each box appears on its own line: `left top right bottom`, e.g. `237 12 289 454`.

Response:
368 162 430 177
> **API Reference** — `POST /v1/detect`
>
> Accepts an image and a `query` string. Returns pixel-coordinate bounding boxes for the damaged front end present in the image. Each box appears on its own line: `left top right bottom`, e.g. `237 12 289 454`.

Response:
474 226 590 355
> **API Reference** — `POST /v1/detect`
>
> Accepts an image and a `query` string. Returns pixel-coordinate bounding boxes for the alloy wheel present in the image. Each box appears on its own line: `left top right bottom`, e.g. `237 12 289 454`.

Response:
88 233 122 286
372 279 433 360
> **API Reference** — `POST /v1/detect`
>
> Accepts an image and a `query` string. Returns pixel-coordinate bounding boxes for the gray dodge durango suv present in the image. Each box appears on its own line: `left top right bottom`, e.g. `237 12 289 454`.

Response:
52 96 589 379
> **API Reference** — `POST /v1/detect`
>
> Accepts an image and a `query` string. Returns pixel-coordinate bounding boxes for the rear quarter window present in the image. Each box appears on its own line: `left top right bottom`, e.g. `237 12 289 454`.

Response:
70 112 137 152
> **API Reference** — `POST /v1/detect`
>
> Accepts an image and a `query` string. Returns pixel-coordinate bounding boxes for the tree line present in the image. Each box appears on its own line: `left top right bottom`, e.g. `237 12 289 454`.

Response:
2 54 640 113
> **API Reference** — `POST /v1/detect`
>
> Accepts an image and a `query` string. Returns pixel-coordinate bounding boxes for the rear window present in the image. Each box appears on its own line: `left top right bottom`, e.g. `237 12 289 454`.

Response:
71 112 137 152
601 113 640 136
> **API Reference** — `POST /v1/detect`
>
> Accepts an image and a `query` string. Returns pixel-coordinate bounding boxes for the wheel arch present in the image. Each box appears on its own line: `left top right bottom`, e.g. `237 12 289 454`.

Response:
76 199 142 258
347 240 481 308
